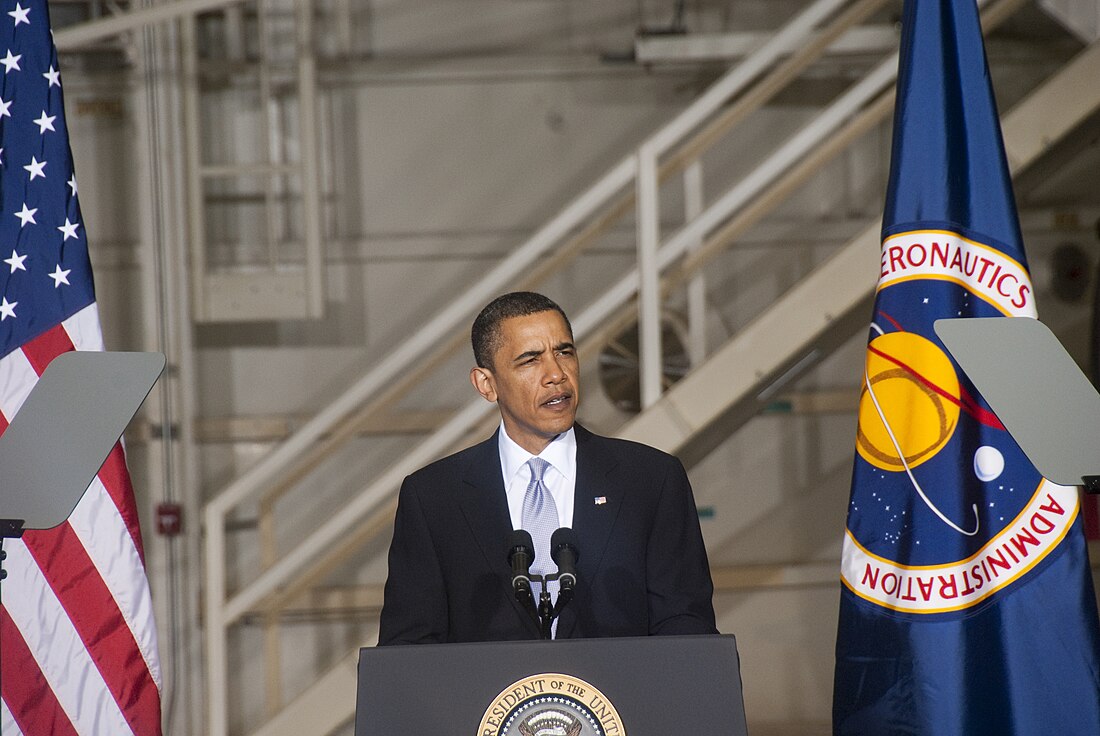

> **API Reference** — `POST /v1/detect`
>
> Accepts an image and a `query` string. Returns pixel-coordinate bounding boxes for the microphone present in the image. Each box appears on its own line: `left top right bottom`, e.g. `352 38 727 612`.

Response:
506 529 535 599
550 527 580 594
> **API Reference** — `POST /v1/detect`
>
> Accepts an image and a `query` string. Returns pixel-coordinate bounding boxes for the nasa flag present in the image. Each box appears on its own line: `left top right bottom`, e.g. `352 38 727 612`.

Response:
833 1 1100 734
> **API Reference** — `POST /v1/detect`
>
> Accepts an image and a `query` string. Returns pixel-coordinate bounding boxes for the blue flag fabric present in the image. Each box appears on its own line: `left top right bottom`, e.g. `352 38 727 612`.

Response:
0 2 95 356
834 1 1100 734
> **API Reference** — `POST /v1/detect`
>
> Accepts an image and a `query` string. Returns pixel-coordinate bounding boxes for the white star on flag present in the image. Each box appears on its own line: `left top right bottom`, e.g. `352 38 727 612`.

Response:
33 110 54 133
48 264 70 287
43 64 59 87
1 49 20 73
8 3 29 26
24 155 45 179
4 250 26 273
0 97 11 117
0 296 17 320
67 172 77 194
14 203 36 226
57 217 78 240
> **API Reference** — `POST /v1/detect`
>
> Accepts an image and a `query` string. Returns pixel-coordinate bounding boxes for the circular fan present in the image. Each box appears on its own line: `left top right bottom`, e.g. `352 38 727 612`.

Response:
597 314 690 413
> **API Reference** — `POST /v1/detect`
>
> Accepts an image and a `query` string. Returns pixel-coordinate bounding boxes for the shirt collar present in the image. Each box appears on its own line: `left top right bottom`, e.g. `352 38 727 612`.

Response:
498 422 577 483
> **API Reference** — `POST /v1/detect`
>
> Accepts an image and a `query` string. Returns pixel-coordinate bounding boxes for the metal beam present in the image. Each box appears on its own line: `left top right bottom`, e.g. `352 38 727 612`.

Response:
619 222 880 459
54 0 250 50
635 25 899 64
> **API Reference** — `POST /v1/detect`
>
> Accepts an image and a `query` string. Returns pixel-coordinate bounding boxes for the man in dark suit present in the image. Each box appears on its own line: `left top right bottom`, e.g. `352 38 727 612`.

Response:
378 292 716 644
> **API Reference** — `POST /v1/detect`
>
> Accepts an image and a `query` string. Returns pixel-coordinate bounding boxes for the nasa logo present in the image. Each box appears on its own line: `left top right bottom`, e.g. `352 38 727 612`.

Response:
478 674 625 736
842 229 1079 616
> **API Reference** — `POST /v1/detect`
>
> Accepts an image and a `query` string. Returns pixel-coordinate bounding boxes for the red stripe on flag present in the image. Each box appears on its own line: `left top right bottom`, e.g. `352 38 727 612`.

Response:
23 525 163 736
21 323 75 376
97 445 147 564
1 603 80 736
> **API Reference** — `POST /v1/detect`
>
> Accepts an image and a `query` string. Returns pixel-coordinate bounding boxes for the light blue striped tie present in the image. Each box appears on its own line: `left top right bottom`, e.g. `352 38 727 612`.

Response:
521 457 558 604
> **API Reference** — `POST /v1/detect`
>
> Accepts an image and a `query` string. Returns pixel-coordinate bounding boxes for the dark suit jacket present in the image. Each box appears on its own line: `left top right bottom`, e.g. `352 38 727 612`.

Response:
377 424 717 644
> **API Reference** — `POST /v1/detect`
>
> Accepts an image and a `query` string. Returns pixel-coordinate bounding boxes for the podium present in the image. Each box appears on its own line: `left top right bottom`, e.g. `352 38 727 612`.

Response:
354 634 748 735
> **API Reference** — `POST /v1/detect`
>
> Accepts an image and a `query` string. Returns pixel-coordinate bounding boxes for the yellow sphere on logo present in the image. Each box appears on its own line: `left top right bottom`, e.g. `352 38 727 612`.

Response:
856 331 961 472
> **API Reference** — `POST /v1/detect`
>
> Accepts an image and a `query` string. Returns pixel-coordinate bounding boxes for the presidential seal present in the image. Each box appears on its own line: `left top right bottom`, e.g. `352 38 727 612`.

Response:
478 674 624 736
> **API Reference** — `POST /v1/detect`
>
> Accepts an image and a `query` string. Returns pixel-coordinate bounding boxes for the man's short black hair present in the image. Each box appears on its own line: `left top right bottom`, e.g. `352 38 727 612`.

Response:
471 292 573 369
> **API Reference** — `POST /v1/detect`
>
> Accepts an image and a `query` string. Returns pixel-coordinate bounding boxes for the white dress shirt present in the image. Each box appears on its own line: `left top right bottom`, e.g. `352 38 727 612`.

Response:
497 423 576 532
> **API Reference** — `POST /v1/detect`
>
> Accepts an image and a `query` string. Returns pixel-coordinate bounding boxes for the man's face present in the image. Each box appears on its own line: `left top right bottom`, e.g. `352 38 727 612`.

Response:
470 310 580 455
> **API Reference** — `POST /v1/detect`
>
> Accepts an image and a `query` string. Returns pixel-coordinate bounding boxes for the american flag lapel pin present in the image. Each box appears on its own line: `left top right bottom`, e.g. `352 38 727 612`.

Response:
594 496 607 506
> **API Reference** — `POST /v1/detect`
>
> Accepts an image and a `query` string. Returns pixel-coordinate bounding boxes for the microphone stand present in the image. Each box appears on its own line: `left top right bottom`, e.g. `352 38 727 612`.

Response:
537 583 554 640
512 572 552 638
513 577 539 629
525 571 574 640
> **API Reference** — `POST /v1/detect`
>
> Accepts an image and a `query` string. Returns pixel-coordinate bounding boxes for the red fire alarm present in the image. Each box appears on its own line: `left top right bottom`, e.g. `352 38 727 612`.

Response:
156 502 183 537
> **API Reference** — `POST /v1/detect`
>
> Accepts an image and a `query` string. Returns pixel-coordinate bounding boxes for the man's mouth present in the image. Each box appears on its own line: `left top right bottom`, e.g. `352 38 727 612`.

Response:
543 393 571 407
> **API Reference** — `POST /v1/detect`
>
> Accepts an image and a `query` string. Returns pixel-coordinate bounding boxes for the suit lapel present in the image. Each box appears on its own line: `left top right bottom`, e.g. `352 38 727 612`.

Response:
457 431 542 637
557 425 623 638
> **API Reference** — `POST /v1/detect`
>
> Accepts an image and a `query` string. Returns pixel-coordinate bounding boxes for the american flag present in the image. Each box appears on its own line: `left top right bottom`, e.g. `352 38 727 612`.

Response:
0 1 163 734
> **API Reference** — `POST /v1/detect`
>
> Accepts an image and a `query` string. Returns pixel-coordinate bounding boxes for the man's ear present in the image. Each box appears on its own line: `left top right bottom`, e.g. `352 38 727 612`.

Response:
470 366 497 402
